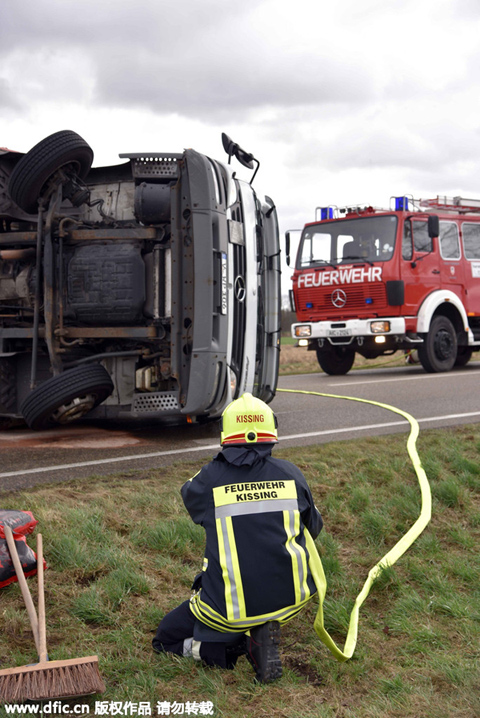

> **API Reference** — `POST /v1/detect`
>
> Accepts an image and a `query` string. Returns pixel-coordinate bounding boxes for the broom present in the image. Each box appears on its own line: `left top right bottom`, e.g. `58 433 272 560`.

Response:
1 525 40 655
0 532 105 703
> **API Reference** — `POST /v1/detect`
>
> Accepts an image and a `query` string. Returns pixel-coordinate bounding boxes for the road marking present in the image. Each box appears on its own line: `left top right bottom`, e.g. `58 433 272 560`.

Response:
281 410 480 440
1 410 480 480
331 370 480 387
0 444 221 479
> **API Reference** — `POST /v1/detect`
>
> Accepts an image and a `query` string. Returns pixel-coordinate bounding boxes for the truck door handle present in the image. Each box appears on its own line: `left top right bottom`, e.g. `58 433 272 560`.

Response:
431 269 440 274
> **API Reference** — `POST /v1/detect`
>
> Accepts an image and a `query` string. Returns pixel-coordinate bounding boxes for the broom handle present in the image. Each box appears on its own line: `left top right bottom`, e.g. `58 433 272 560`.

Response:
4 525 40 654
36 534 48 663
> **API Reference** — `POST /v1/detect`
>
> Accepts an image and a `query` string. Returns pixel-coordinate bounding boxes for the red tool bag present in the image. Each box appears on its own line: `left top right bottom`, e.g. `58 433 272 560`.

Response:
0 510 43 588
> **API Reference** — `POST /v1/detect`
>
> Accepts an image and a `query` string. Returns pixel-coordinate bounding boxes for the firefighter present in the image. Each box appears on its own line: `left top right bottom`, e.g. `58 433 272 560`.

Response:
153 392 323 683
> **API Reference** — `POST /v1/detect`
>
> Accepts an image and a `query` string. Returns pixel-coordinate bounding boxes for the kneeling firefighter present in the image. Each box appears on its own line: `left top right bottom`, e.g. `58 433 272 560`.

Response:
153 392 323 683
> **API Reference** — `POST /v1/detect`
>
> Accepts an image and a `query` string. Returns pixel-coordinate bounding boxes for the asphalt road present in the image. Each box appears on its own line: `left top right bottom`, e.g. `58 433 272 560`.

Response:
1 361 480 492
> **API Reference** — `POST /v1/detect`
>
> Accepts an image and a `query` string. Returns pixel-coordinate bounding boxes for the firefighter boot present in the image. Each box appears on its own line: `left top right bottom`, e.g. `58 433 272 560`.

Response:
247 621 282 683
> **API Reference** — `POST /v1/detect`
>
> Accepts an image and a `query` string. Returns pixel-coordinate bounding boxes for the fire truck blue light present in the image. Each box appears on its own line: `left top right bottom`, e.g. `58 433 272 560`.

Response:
395 196 409 211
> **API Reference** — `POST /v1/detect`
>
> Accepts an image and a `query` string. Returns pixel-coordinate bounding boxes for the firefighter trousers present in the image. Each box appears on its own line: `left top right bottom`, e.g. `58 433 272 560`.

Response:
152 600 246 669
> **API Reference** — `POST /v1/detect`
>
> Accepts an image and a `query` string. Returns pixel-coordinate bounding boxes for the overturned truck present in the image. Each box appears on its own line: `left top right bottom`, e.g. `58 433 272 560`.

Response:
0 131 280 429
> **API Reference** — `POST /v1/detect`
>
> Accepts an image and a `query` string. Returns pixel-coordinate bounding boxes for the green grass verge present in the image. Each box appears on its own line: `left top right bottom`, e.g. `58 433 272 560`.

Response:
0 425 479 717
281 336 297 346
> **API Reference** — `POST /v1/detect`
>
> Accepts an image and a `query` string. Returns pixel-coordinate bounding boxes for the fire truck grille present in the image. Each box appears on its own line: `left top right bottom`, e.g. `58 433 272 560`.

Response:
297 282 387 318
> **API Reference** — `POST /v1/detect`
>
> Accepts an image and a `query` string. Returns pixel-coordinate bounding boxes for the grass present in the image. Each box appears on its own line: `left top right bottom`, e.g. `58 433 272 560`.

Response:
1 423 479 717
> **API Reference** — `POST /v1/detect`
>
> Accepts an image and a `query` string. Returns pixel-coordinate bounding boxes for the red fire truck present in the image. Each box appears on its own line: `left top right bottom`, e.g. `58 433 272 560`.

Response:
288 196 480 374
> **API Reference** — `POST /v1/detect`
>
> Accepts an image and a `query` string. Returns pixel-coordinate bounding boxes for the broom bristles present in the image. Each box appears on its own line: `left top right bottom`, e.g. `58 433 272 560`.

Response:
0 656 105 703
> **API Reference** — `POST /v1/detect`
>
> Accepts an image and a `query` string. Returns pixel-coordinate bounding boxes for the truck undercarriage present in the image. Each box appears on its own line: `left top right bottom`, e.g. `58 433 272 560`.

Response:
0 131 280 428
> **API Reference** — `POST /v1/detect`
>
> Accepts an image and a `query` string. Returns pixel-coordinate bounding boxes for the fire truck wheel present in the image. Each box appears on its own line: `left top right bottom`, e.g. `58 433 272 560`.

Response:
316 346 355 375
8 130 93 214
21 364 114 430
418 316 457 373
454 346 472 367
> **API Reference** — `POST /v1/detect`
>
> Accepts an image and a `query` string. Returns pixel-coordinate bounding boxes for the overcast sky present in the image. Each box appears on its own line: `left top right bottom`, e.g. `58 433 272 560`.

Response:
2 0 480 272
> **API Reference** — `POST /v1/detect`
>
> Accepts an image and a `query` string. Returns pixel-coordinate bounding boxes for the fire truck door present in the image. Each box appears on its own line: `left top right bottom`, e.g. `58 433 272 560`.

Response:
438 221 466 305
401 219 440 313
461 222 480 315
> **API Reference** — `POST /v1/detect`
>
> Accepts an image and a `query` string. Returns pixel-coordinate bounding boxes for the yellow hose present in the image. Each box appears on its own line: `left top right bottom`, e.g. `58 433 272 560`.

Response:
277 388 432 661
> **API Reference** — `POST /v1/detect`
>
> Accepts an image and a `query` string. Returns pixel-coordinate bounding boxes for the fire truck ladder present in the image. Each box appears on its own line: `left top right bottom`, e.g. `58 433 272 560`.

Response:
419 196 480 214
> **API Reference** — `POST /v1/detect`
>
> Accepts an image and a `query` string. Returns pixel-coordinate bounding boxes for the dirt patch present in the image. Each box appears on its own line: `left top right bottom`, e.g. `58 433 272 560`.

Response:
283 655 324 685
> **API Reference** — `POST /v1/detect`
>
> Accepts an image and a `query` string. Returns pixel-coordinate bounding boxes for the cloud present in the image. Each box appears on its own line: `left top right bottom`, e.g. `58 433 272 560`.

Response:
1 0 380 120
0 76 24 112
94 52 375 120
3 0 480 250
3 0 480 118
0 0 261 51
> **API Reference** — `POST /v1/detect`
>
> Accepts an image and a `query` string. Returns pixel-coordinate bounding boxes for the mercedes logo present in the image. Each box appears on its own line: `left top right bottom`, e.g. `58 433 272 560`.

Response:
331 288 347 308
234 275 246 302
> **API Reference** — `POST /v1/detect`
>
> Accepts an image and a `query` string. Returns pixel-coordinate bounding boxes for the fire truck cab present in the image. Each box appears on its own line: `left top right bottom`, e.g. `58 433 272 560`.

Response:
290 196 480 374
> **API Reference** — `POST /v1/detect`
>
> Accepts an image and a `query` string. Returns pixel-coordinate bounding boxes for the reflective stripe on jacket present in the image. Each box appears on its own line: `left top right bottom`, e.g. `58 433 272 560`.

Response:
181 445 323 632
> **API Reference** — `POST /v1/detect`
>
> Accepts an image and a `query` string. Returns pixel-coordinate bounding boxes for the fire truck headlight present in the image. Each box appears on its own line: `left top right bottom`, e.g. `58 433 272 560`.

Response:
294 325 311 338
297 339 309 347
370 321 391 334
374 335 387 344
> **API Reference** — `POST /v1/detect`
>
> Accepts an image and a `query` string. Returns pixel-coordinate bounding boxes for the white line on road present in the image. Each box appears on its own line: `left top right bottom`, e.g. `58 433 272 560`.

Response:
0 443 221 479
1 410 480 480
331 370 480 387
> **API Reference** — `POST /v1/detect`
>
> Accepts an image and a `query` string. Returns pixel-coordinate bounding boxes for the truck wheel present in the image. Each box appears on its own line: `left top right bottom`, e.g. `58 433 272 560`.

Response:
316 346 355 375
21 364 113 430
418 316 457 373
454 346 472 367
0 358 16 413
8 130 93 214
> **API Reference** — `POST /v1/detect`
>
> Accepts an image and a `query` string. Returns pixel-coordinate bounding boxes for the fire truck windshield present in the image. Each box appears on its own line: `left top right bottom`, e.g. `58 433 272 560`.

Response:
297 215 398 269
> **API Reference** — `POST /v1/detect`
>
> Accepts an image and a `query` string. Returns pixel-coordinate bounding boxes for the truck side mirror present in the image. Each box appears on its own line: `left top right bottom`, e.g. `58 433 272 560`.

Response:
285 231 291 266
222 132 235 163
428 214 439 238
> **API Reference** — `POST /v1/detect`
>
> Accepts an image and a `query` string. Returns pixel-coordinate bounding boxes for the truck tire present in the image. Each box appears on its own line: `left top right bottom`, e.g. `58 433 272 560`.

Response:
21 364 113 430
418 316 457 373
316 346 355 375
0 358 16 413
8 130 94 214
454 346 472 367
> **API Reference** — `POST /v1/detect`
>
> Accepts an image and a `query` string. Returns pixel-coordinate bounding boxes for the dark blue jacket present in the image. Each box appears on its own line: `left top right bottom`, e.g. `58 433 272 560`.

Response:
182 445 323 633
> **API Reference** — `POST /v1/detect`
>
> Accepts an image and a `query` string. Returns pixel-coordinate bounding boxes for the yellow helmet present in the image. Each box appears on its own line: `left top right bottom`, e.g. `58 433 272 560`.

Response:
220 392 278 445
